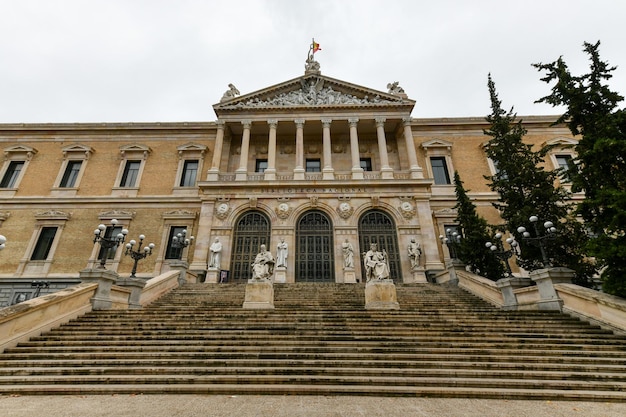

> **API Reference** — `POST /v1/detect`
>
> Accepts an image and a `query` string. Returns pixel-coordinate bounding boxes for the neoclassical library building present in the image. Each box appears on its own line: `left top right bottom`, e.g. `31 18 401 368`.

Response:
0 56 578 306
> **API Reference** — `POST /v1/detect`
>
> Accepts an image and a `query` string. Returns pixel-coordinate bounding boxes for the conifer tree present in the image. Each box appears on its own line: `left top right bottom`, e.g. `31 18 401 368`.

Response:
534 41 626 296
453 171 505 281
483 75 595 285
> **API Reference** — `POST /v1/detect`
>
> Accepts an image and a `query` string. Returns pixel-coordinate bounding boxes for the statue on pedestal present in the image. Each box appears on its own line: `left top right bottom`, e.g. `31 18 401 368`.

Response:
407 237 422 269
363 243 390 282
276 238 288 268
342 239 354 268
208 238 222 269
251 244 275 280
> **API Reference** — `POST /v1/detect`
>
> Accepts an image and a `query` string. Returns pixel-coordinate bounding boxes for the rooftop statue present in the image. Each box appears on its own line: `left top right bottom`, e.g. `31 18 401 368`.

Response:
220 83 240 102
387 81 405 95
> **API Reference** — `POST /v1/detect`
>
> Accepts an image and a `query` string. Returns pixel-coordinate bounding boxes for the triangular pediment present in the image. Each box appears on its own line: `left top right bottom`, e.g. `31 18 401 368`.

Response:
213 74 415 115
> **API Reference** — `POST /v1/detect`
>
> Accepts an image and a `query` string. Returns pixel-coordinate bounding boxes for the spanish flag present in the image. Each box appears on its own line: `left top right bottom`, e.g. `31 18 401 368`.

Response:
313 41 321 53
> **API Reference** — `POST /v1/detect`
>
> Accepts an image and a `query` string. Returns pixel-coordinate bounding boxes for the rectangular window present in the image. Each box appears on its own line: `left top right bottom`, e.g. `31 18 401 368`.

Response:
180 160 198 187
165 226 187 260
120 160 141 187
60 160 83 188
360 158 372 171
31 227 57 261
255 159 268 173
555 154 572 171
97 226 122 261
430 157 451 185
306 159 321 172
1 161 25 188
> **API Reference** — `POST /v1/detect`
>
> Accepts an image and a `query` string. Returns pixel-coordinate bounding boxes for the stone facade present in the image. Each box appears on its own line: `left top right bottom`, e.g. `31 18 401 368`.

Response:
0 69 579 306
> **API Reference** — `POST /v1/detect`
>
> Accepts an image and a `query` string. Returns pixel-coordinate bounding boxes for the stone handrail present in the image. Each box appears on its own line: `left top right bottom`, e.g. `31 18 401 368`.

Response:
139 270 180 307
0 282 97 353
454 268 626 334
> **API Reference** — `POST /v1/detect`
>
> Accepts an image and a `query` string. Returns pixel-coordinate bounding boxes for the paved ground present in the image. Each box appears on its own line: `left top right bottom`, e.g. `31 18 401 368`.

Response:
1 395 626 417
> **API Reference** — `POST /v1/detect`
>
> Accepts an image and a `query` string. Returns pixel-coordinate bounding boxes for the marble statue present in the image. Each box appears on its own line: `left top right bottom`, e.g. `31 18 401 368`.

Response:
407 237 422 269
220 83 240 102
251 244 275 280
276 238 288 268
363 243 390 282
208 238 222 269
342 239 354 268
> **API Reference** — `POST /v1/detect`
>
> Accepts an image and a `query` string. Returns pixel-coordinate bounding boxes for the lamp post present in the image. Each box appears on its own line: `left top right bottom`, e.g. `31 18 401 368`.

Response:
517 215 557 267
93 219 128 269
170 229 194 260
125 235 155 278
485 233 519 277
0 234 6 251
439 228 461 259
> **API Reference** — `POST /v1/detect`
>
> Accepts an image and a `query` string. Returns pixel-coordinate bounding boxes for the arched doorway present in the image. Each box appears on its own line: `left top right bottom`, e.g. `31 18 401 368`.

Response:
358 210 401 282
295 210 334 282
229 211 271 282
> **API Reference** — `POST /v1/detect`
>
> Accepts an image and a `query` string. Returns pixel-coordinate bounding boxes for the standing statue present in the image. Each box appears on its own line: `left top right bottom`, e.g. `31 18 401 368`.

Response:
251 244 275 280
208 238 222 269
407 238 422 269
363 243 390 282
276 238 288 268
342 239 354 268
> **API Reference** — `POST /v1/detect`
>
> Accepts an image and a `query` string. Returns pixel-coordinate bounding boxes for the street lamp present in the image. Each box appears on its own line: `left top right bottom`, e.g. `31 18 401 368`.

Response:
439 228 461 259
0 234 6 251
125 235 155 278
170 229 194 260
517 215 557 267
485 232 519 277
93 219 128 269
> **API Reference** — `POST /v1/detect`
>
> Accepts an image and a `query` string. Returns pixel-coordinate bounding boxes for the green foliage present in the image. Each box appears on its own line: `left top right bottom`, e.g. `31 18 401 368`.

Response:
534 41 626 296
453 171 506 281
483 74 595 286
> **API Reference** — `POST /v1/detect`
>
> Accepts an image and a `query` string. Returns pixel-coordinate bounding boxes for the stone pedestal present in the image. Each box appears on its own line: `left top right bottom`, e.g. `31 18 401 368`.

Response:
530 267 574 311
116 277 147 309
169 260 191 285
274 266 287 283
79 268 120 310
496 277 532 310
205 267 219 284
365 279 400 310
343 267 357 283
243 279 275 309
411 267 428 283
440 259 465 285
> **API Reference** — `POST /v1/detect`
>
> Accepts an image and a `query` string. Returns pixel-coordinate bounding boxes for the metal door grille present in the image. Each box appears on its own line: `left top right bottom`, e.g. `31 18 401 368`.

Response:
358 210 401 282
296 210 334 282
230 211 271 282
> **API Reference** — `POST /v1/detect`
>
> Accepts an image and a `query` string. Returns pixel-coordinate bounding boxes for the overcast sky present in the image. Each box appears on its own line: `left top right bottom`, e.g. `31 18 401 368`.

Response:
1 0 625 124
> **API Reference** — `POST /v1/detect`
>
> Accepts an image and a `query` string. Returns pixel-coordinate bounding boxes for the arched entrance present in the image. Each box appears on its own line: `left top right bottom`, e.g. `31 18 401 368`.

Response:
358 210 401 282
295 210 335 282
229 211 271 282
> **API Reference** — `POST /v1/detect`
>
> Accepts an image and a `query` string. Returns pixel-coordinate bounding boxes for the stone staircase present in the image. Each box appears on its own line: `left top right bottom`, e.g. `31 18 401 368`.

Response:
1 282 626 400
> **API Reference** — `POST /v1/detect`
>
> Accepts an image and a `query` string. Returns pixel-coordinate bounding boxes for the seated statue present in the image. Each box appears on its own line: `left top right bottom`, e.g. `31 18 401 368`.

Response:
363 243 390 282
251 244 275 280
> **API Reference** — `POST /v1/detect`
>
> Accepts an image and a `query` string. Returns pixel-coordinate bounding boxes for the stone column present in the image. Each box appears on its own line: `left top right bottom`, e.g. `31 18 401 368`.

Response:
321 118 334 180
79 268 120 310
293 118 305 180
265 119 278 180
189 200 214 275
235 120 251 181
115 277 147 309
375 117 394 179
402 117 424 179
530 267 574 311
348 117 364 180
206 120 224 181
496 277 532 310
415 199 445 271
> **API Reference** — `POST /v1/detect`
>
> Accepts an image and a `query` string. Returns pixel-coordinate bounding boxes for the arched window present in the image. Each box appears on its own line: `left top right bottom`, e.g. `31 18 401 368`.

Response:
230 211 271 282
295 210 334 282
358 210 401 282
